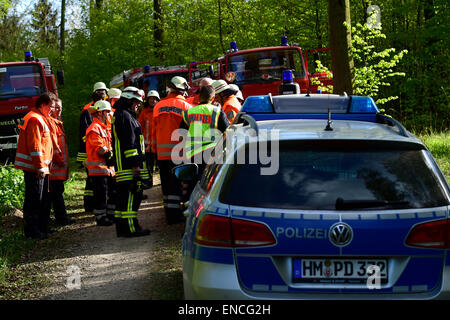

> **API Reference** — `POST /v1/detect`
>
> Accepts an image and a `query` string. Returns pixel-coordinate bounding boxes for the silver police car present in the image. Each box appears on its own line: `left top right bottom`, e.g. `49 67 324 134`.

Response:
176 94 450 299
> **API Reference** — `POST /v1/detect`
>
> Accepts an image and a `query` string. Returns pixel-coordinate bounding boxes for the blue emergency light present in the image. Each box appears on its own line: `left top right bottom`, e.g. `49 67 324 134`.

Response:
25 51 33 61
281 36 289 46
241 94 380 120
144 65 150 73
282 70 294 84
230 41 238 52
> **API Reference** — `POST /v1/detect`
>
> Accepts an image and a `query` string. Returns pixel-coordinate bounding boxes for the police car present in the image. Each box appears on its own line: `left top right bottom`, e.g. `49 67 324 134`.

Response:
175 92 450 299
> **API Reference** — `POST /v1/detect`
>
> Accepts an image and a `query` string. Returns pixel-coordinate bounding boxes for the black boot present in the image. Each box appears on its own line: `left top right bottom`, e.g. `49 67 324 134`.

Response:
123 218 150 237
96 216 114 226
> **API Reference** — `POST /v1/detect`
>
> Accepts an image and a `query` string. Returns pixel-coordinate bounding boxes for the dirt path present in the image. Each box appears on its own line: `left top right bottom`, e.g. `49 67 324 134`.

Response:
36 176 185 300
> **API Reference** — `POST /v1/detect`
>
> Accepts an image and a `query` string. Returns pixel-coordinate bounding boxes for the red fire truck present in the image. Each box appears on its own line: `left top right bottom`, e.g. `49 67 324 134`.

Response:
188 37 332 98
0 51 61 162
110 65 189 99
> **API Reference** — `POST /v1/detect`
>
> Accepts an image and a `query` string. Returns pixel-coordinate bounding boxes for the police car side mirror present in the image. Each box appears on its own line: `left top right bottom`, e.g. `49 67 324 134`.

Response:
172 163 199 181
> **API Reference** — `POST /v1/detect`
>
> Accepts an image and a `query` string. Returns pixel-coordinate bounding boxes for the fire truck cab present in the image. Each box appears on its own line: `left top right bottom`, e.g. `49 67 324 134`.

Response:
188 37 332 99
0 51 60 162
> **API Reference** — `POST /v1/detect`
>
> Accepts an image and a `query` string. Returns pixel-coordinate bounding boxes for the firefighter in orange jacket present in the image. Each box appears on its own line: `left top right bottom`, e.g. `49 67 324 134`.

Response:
77 82 108 215
46 98 75 225
86 100 116 226
139 90 160 188
14 92 55 239
186 77 213 107
211 79 242 123
153 76 192 224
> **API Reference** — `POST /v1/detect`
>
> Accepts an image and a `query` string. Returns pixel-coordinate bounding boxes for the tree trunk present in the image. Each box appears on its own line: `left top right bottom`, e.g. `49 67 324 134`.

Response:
154 0 164 60
314 2 323 48
60 0 65 54
218 0 224 53
328 0 354 95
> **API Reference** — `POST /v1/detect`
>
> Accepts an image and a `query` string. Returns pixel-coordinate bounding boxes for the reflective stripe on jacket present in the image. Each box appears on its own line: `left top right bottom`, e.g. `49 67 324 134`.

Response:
14 108 53 173
86 117 115 176
112 108 150 183
222 95 242 124
153 93 191 160
50 119 69 181
183 104 221 159
77 102 93 163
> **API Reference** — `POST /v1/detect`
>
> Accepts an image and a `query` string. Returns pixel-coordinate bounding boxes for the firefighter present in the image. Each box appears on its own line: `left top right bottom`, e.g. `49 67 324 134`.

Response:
229 84 244 104
211 79 242 124
180 85 229 200
153 76 192 225
186 77 213 106
77 82 108 215
108 88 122 109
112 87 151 237
138 90 160 189
86 100 116 226
14 92 55 239
47 98 75 226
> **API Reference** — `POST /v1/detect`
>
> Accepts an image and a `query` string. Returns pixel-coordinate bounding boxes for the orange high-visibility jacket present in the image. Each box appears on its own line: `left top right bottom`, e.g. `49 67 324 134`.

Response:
186 94 200 107
77 101 94 163
152 93 191 160
49 118 69 181
14 108 53 174
138 107 154 153
86 117 115 176
222 95 242 124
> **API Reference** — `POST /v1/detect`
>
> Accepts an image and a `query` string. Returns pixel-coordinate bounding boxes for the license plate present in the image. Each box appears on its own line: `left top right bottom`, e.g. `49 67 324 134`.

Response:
292 258 388 283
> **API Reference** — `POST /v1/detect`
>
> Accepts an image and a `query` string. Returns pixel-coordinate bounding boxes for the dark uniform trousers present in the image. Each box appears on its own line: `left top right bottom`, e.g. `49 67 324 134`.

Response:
83 167 95 213
158 159 183 224
47 180 69 221
23 171 51 237
92 175 116 221
115 182 144 234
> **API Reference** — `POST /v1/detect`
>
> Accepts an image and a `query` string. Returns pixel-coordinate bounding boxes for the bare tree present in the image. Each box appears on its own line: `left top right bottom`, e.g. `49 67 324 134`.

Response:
60 0 65 54
154 0 164 60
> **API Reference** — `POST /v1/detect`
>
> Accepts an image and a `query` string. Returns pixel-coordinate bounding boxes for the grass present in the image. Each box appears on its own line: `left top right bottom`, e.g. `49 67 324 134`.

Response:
417 131 450 183
0 158 85 299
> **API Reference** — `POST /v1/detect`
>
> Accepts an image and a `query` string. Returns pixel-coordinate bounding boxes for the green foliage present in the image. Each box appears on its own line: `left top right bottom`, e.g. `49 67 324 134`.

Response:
418 131 450 183
349 22 408 106
0 167 24 216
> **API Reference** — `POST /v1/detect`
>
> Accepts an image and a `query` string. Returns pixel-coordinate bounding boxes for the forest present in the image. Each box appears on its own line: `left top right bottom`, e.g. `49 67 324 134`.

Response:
0 0 448 154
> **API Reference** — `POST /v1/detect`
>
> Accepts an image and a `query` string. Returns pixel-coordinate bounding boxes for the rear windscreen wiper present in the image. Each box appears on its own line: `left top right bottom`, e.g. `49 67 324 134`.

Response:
335 197 410 210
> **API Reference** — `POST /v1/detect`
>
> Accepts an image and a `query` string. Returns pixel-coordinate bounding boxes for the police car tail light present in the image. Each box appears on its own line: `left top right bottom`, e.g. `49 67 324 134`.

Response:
232 219 276 247
195 214 275 248
195 214 233 247
405 219 450 249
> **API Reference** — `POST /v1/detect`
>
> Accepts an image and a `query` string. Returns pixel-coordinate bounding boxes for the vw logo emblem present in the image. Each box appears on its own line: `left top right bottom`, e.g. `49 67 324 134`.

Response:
329 222 353 247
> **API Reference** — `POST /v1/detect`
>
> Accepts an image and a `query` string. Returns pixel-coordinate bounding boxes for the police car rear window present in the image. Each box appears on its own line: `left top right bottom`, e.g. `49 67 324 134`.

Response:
219 140 449 210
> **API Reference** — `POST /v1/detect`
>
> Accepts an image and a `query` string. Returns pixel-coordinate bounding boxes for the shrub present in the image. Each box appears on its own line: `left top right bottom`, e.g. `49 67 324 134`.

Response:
0 166 24 216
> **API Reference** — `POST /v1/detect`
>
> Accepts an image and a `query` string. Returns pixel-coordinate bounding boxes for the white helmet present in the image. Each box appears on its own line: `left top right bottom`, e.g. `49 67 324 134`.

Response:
147 90 160 100
170 76 190 91
108 88 122 99
89 100 112 114
121 86 144 102
93 82 108 92
229 84 244 101
211 79 230 94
